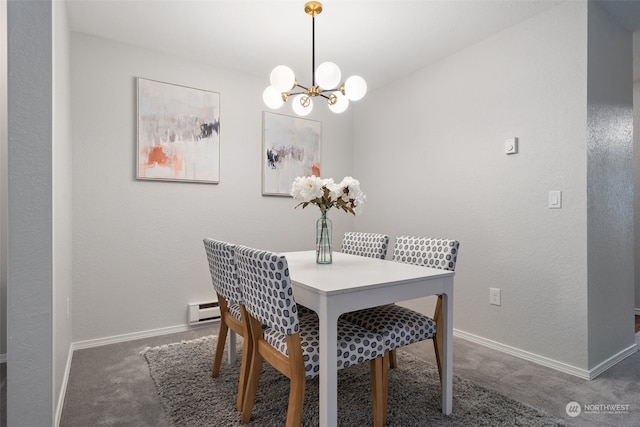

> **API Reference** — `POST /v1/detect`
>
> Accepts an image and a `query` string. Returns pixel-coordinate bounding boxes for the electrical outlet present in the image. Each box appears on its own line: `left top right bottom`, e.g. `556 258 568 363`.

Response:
490 288 501 306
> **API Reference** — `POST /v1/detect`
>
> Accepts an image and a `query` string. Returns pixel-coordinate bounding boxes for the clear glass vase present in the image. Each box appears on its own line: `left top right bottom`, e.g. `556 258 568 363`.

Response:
316 212 333 264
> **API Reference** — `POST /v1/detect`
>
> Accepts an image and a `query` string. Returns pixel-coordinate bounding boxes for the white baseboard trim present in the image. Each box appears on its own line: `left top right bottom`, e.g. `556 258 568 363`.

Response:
588 342 638 379
71 322 213 351
453 329 592 379
635 308 640 316
55 343 74 427
454 329 638 380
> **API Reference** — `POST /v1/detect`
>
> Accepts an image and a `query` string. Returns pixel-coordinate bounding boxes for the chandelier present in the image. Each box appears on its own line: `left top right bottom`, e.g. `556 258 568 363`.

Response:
262 1 367 116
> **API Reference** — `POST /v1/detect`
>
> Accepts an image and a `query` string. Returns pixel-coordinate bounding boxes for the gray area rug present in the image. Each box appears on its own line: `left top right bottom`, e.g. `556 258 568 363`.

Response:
142 335 566 426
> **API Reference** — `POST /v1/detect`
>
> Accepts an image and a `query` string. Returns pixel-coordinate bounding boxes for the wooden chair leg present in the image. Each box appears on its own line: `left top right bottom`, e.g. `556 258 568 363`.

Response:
212 319 229 377
236 323 253 411
433 295 443 384
382 353 389 425
371 358 381 427
433 338 443 385
240 319 264 424
284 334 306 427
371 354 389 427
286 371 306 427
389 349 398 369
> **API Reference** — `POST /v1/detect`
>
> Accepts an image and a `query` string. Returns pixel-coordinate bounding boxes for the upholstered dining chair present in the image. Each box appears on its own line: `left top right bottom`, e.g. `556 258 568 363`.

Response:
202 238 252 412
341 236 460 383
235 246 389 427
341 232 389 259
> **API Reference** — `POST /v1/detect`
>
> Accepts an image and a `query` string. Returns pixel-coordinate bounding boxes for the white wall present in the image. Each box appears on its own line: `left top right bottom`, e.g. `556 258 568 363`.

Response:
2 0 634 423
66 0 635 381
353 2 593 369
70 33 355 343
53 0 73 421
586 1 635 369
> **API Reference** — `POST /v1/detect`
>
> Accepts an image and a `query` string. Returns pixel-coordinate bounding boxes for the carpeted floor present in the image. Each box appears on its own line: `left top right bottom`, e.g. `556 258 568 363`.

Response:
142 335 565 426
58 325 640 427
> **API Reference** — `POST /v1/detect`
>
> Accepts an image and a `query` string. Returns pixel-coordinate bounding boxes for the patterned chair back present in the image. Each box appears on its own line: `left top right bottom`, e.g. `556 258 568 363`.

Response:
392 236 460 271
341 232 389 259
236 246 300 336
203 238 243 305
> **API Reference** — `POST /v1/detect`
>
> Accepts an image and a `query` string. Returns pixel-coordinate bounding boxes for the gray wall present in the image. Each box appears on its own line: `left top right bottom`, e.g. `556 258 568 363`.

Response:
586 1 635 369
1 0 7 362
634 30 640 314
7 0 53 425
4 1 73 425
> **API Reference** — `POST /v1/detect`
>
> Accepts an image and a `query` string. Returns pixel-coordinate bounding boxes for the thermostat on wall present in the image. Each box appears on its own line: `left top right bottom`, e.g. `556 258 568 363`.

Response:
505 137 518 154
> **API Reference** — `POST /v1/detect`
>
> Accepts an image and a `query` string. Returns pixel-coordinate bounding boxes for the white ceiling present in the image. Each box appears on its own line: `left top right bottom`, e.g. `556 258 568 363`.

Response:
66 0 586 91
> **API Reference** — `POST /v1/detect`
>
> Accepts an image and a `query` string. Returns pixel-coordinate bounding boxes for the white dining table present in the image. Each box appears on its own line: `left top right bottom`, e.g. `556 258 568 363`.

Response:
282 250 455 427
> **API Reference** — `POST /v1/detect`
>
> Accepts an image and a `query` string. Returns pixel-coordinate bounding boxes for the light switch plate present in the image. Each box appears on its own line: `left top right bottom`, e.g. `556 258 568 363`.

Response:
490 288 501 306
549 190 562 209
505 137 518 154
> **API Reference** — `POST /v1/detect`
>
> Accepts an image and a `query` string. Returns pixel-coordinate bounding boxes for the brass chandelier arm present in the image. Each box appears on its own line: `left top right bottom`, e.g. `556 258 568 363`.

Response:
283 86 341 100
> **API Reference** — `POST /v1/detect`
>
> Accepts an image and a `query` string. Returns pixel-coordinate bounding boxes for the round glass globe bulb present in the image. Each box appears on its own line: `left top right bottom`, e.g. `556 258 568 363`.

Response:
270 65 296 92
315 62 341 90
344 75 367 101
328 91 349 114
292 94 313 116
263 86 284 109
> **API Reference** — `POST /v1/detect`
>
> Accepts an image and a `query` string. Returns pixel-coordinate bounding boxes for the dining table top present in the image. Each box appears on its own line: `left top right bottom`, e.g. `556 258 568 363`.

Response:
282 250 455 295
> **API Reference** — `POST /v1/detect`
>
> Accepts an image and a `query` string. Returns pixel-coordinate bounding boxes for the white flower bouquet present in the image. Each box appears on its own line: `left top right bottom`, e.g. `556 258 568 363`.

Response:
290 176 366 215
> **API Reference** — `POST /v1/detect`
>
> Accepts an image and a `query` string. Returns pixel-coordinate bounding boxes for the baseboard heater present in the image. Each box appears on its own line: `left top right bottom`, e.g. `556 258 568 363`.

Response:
188 301 221 325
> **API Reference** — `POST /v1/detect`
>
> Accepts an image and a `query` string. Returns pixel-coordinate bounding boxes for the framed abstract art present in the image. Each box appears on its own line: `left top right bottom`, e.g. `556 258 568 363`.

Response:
261 111 321 196
136 78 220 183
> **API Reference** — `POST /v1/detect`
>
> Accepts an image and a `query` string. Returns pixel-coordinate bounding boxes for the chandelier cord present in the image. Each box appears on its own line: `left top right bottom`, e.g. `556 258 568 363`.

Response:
311 15 316 88
308 14 332 101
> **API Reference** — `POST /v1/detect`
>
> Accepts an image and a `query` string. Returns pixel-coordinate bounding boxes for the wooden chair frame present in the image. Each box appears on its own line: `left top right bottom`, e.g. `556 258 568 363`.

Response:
204 238 252 414
210 293 252 412
241 310 389 427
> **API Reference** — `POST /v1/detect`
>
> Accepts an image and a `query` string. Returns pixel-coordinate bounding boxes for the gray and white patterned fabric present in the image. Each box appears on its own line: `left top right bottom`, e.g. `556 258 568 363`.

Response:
296 304 317 318
392 236 459 271
340 303 436 351
203 238 243 305
228 301 242 322
235 246 300 336
263 310 386 379
341 232 389 259
342 236 460 353
236 246 386 380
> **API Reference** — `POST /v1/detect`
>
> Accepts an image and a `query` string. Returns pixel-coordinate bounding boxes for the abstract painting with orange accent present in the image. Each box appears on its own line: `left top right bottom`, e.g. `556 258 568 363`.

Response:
262 112 321 196
137 78 220 183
